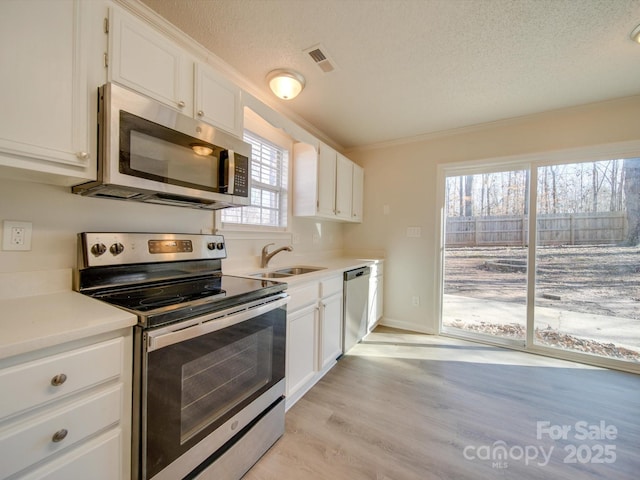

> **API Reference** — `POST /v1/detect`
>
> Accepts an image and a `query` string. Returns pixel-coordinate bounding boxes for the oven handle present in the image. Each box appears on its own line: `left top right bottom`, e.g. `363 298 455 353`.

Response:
146 294 289 352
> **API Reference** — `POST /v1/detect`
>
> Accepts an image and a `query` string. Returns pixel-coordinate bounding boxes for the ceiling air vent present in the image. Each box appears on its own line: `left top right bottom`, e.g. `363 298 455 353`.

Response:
304 44 337 73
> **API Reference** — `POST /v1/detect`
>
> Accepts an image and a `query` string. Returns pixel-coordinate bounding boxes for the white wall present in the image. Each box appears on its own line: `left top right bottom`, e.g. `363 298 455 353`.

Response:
0 177 343 279
0 178 214 274
345 95 640 334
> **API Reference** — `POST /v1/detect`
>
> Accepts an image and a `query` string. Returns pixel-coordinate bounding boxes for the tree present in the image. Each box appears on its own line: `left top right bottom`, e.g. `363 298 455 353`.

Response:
623 158 640 245
464 175 473 217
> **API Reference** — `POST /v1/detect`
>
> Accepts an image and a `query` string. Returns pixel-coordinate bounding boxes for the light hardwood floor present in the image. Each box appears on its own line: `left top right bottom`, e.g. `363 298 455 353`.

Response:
245 327 640 480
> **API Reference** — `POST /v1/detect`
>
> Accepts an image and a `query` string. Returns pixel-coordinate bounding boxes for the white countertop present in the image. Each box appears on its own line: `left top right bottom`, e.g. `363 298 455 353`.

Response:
0 257 382 360
0 270 136 361
226 257 383 285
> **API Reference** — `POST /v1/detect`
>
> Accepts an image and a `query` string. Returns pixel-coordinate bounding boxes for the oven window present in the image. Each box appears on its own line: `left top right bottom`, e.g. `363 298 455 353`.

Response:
119 110 227 192
180 326 273 443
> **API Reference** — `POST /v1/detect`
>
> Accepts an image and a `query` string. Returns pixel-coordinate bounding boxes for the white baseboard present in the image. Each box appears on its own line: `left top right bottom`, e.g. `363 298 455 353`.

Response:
378 317 436 335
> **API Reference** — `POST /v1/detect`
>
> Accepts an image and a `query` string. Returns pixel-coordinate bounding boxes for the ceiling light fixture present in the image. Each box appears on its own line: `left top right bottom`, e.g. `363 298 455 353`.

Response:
266 69 305 100
631 24 640 43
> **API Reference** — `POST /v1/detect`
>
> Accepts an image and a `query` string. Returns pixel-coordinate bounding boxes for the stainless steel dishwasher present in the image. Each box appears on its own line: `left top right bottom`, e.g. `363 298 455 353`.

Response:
343 266 371 353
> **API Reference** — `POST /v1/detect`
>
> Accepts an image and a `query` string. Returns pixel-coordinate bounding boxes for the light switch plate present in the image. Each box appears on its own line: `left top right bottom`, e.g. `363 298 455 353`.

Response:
2 220 32 251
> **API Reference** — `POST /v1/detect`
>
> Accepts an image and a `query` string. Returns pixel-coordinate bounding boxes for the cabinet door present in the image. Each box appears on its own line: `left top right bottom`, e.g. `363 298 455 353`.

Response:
317 145 337 217
194 64 242 136
0 0 95 180
319 292 343 370
109 7 191 112
335 153 353 220
286 304 317 399
351 163 364 222
17 429 121 480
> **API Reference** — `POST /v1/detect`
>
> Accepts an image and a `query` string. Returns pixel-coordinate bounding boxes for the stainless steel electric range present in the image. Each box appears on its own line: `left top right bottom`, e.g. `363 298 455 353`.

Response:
74 232 288 480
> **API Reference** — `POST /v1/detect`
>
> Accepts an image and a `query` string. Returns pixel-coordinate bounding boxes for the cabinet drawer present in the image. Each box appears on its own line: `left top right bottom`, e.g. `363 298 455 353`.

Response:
17 428 122 480
0 338 123 420
319 276 343 298
0 384 122 479
287 282 318 312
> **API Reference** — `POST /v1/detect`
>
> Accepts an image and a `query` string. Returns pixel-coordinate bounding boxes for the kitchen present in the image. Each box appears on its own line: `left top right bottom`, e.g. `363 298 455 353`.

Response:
1 0 640 479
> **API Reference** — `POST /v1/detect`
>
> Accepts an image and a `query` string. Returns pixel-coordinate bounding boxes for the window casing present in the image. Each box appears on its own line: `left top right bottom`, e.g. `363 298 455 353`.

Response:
221 130 289 230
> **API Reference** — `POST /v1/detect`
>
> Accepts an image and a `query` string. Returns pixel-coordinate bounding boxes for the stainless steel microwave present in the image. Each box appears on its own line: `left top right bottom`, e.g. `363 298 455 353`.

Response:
72 83 251 210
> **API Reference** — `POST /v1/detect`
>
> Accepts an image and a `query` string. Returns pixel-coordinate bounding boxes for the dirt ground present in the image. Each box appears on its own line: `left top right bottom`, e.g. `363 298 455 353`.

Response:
444 244 640 320
443 244 640 361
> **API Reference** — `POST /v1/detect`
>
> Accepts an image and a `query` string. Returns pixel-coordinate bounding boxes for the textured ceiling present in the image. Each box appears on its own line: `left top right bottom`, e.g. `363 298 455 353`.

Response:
140 0 640 149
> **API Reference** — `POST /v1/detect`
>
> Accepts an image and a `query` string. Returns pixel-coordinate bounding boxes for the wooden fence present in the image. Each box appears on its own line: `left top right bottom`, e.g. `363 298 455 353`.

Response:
446 212 627 247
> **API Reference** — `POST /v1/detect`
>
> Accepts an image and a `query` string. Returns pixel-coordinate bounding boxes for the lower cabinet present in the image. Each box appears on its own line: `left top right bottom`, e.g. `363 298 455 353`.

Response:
318 275 343 371
0 330 132 480
286 303 317 401
285 274 343 409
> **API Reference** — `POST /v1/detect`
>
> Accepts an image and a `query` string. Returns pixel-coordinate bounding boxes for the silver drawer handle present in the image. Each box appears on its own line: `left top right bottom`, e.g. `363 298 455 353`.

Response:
51 373 67 387
52 429 68 443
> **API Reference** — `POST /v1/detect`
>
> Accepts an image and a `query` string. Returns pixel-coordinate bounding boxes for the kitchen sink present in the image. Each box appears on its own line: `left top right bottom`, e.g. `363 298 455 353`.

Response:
274 266 325 275
257 272 294 278
251 265 326 279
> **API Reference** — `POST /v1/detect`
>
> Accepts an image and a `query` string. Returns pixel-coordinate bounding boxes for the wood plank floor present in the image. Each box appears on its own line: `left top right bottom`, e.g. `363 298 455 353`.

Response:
245 327 640 480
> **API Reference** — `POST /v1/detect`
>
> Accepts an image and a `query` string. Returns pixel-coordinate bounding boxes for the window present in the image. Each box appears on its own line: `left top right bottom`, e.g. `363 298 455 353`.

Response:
221 130 289 229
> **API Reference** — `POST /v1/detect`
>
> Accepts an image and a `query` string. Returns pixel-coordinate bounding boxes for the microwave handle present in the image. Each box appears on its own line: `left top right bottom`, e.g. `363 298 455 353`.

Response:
227 150 235 194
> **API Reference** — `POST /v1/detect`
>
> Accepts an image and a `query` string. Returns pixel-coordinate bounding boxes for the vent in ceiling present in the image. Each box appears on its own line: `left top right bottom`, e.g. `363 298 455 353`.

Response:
304 44 337 73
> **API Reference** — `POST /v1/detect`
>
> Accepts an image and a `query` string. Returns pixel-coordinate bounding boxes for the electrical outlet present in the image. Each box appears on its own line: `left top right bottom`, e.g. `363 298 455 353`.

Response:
412 296 420 306
407 226 422 238
2 221 32 251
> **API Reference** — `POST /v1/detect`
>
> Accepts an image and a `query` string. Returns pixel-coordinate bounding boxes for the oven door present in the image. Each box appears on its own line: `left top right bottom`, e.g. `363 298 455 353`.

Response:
134 295 287 480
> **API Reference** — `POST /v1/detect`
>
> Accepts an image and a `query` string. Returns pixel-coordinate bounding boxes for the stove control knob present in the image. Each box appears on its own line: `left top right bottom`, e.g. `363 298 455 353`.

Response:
110 242 125 256
90 243 107 257
207 242 216 250
216 242 225 250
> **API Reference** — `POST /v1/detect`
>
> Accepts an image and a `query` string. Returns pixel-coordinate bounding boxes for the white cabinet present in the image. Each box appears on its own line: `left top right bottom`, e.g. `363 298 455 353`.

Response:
286 303 317 400
0 331 132 480
285 274 343 409
108 7 243 137
293 143 363 223
0 0 104 185
285 282 319 408
318 276 343 370
317 144 338 217
194 63 243 136
109 6 192 113
368 261 384 332
335 153 353 221
352 163 364 222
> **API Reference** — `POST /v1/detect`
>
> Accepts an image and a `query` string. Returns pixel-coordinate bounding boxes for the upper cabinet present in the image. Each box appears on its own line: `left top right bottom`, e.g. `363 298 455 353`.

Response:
108 7 243 137
352 163 364 222
335 153 353 221
0 0 104 185
108 7 192 113
293 142 363 223
194 64 243 135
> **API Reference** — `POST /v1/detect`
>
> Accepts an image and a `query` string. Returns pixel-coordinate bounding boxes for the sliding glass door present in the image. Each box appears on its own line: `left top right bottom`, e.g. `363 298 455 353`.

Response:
533 160 640 363
441 168 529 345
440 156 640 368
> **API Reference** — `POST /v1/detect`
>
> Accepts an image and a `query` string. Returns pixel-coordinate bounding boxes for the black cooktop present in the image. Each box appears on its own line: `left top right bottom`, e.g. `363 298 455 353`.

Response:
90 274 287 328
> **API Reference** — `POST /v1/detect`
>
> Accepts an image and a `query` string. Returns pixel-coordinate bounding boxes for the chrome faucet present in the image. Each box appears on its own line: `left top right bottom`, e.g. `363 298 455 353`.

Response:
261 243 293 268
